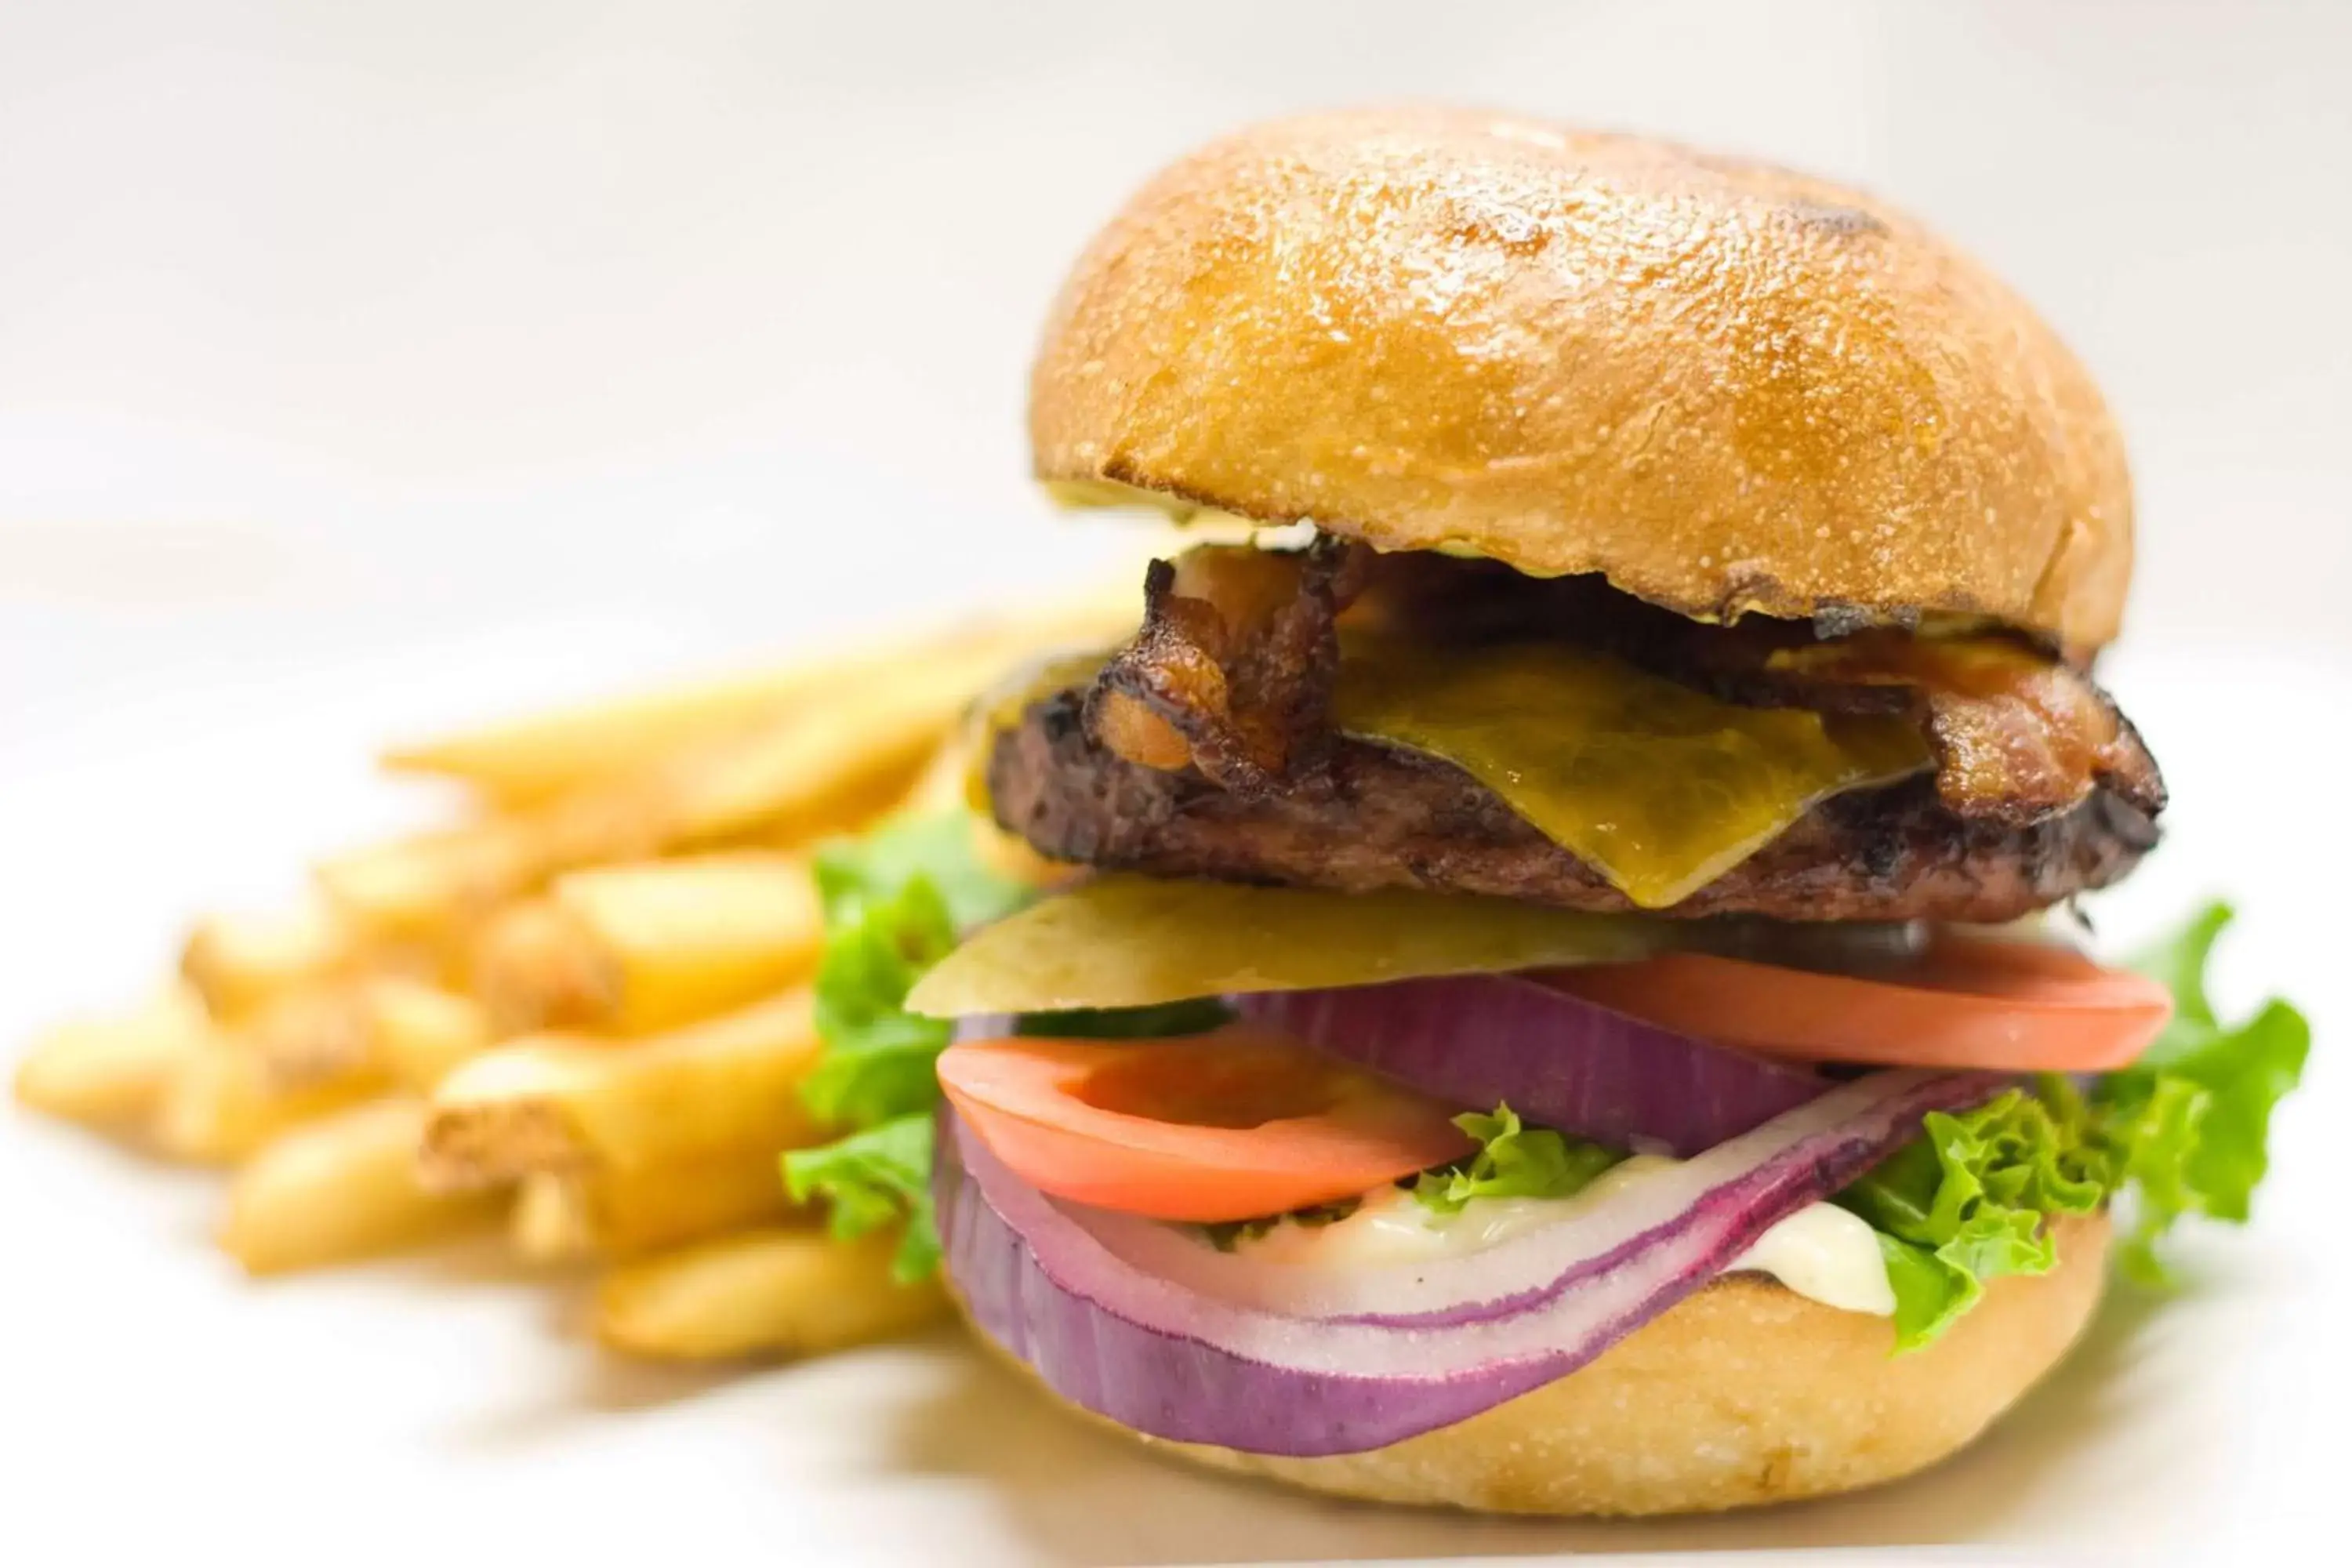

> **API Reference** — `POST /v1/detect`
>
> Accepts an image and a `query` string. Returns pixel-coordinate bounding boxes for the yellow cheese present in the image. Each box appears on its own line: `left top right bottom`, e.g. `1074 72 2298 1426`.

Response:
1332 637 1932 909
906 876 1678 1018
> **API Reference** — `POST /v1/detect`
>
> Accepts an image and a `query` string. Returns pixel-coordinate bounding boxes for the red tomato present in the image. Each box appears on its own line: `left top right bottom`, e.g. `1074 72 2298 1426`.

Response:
1543 934 2172 1072
936 1025 1473 1221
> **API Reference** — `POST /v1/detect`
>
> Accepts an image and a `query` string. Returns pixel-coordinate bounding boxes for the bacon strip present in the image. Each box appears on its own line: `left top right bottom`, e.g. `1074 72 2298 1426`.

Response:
1086 539 1358 794
1764 634 2165 826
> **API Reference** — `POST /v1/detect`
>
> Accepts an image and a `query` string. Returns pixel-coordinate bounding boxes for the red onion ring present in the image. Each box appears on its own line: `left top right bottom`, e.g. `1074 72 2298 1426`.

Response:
1232 975 1826 1156
937 1069 2002 1456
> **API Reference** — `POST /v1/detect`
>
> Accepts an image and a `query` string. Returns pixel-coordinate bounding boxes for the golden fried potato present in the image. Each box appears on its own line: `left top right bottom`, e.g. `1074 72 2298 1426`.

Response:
368 978 495 1091
13 985 212 1131
419 989 824 1189
221 1098 501 1274
474 853 822 1036
511 1151 802 1261
382 594 1137 805
181 905 367 1021
592 1229 944 1361
153 1036 389 1166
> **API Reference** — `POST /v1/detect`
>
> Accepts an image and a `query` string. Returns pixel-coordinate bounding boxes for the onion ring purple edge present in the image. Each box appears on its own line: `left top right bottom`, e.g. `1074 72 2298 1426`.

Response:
939 1108 1556 1454
1232 975 1828 1157
936 1071 2005 1457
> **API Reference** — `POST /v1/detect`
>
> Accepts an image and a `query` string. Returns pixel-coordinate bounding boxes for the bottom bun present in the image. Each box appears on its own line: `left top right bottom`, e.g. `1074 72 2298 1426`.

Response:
960 1212 2107 1517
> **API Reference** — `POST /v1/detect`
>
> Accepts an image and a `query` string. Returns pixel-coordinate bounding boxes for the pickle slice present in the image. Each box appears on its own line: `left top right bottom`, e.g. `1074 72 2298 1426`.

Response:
906 876 1677 1017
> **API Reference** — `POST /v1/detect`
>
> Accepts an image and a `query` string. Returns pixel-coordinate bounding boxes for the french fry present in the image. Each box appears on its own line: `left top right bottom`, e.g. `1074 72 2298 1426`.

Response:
592 1228 944 1361
152 1035 389 1166
511 1150 802 1261
420 989 825 1189
320 594 1142 944
381 594 1138 806
317 693 920 942
24 587 1152 1385
383 666 850 808
474 853 822 1035
221 1098 502 1274
368 978 495 1091
13 985 212 1130
468 900 599 1032
313 822 542 943
242 982 377 1087
236 975 492 1093
180 904 365 1020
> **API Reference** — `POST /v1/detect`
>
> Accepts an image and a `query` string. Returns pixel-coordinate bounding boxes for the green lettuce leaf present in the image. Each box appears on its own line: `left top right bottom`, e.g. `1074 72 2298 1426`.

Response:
1413 1104 1622 1216
782 1114 940 1282
1837 1089 2103 1348
2131 899 2231 1046
1838 900 2307 1347
815 811 1036 936
785 813 1029 1280
1868 1231 1980 1347
798 814 1033 1129
2100 902 2310 1278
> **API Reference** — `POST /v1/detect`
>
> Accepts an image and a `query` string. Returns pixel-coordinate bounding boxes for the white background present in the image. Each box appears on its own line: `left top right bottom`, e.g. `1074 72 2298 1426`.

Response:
2 2 2347 1564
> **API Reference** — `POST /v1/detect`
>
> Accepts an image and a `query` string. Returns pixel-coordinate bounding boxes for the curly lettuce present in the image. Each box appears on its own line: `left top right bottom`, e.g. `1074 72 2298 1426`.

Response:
1412 1104 1623 1215
2107 902 2310 1266
1837 1088 2106 1348
782 813 1237 1281
784 1116 944 1279
783 814 1029 1282
1838 902 2308 1349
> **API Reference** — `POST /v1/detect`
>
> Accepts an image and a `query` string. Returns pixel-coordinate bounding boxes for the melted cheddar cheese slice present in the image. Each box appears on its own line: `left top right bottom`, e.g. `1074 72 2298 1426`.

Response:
1332 637 1932 909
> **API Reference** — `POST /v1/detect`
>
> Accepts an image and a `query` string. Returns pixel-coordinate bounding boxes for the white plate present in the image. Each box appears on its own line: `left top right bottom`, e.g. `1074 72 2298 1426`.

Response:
2 616 2342 1566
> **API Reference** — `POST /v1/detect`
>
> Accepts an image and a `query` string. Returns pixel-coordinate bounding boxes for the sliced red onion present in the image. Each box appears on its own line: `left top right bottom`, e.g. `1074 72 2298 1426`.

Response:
937 1069 2002 1457
1232 975 1826 1157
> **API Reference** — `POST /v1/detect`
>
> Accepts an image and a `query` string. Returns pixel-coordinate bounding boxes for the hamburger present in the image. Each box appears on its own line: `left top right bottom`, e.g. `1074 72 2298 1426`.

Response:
784 108 2308 1517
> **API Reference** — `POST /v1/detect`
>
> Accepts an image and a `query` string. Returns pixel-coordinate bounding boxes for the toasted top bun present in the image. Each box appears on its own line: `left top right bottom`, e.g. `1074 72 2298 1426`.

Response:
1031 108 2132 653
960 1212 2107 1517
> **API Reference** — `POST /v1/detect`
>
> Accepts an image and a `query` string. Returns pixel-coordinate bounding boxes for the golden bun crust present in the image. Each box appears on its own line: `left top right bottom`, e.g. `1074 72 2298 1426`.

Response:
970 1213 2107 1517
1032 108 2132 653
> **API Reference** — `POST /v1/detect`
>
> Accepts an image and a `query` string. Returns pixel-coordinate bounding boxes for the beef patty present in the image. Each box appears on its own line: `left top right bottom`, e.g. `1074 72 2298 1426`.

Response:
987 687 2161 924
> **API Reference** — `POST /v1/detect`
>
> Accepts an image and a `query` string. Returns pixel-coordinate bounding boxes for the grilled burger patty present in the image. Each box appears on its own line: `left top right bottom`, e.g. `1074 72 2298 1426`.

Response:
987 686 2161 923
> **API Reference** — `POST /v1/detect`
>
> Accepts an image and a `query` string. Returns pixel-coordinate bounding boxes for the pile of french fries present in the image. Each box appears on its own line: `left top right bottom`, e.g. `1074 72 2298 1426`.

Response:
15 595 1127 1365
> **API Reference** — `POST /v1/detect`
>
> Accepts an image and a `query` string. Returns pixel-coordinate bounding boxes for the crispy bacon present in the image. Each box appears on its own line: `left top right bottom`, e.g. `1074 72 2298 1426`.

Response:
1085 539 1359 794
1082 546 2163 829
1762 634 2166 826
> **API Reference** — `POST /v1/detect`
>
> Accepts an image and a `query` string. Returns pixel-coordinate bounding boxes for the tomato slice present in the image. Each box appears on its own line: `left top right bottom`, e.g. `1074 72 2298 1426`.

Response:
936 1025 1474 1221
1542 934 2172 1073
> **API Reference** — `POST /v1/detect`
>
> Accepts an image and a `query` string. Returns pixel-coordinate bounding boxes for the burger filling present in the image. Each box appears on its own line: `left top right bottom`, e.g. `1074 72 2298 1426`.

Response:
981 543 2164 922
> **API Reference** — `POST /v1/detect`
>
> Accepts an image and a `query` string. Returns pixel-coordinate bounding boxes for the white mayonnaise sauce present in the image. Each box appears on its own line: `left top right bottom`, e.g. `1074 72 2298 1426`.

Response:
1226 1154 1896 1316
